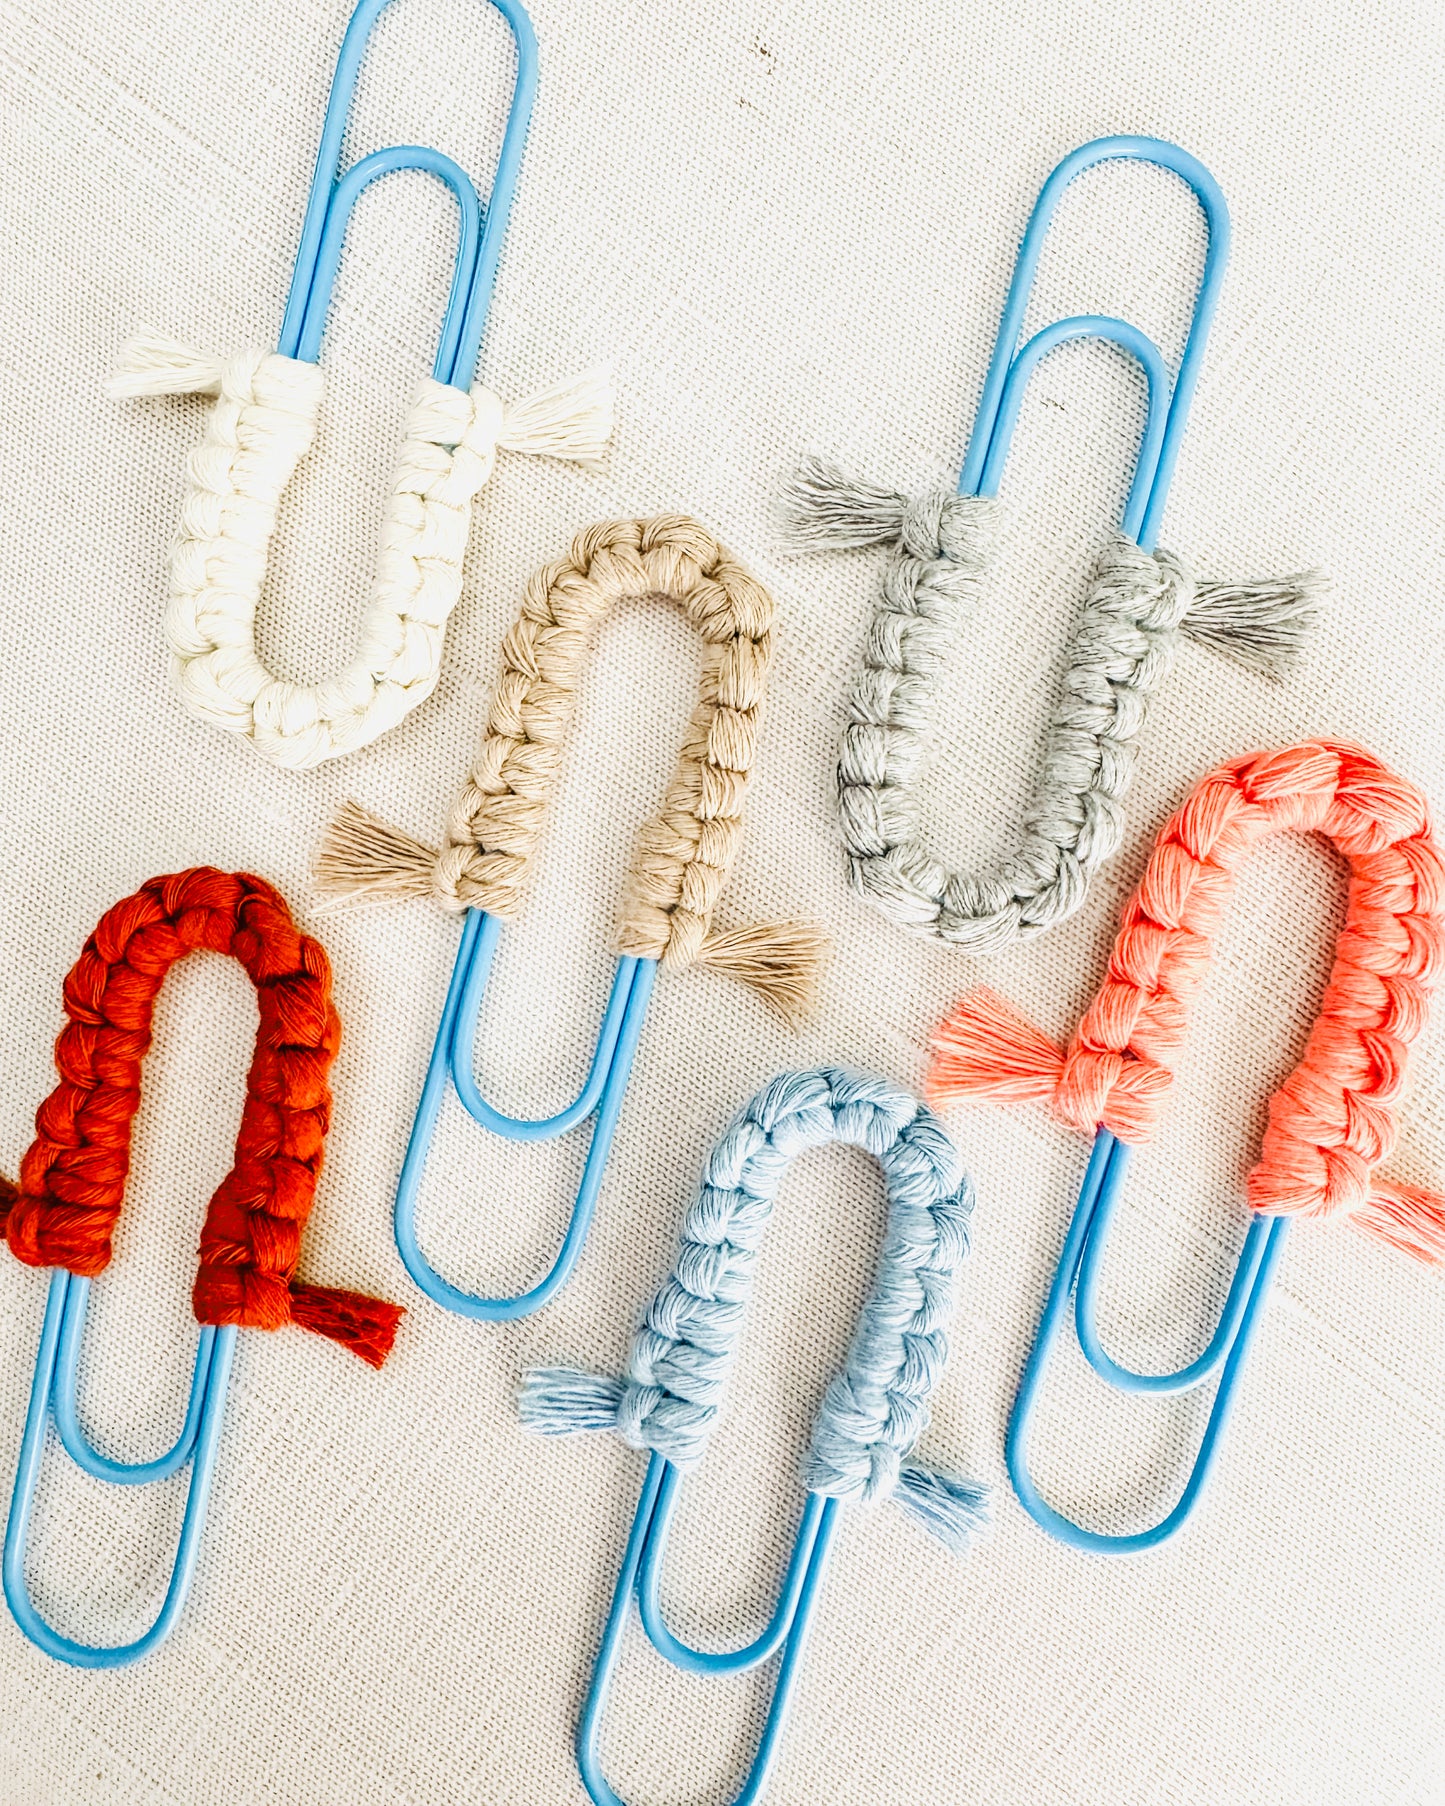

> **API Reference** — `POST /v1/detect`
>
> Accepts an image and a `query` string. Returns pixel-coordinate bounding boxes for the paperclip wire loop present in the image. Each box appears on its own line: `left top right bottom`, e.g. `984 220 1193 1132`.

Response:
1003 1135 1291 1554
634 1465 832 1676
957 133 1230 550
929 740 1445 1551
3 1272 238 1669
518 1068 988 1806
277 0 539 383
576 1452 840 1806
1 869 400 1665
448 912 648 1139
285 144 483 371
781 138 1319 955
52 1278 220 1485
971 315 1170 543
393 910 657 1321
1073 1139 1279 1395
315 517 828 1321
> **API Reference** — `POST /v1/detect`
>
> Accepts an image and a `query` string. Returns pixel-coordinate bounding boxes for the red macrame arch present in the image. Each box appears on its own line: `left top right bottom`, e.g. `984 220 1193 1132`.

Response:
0 867 401 1365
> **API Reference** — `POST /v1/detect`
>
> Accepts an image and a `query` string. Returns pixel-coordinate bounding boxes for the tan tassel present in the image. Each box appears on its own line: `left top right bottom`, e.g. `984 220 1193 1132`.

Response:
311 799 440 906
693 921 831 1026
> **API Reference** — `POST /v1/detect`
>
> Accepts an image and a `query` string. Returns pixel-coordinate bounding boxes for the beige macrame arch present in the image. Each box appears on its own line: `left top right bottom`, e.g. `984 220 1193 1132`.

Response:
315 515 826 1021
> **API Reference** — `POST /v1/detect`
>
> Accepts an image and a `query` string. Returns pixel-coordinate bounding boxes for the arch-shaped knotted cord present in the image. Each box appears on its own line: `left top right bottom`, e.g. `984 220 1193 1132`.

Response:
781 460 1321 955
929 741 1445 1264
106 347 612 772
0 867 403 1363
519 1066 989 1548
315 515 828 1023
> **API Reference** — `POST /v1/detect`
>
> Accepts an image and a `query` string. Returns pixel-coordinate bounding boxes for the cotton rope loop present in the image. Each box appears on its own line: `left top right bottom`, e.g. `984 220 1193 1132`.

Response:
519 1067 990 1555
107 335 614 770
780 458 1323 953
313 515 830 1025
0 867 404 1366
928 740 1445 1266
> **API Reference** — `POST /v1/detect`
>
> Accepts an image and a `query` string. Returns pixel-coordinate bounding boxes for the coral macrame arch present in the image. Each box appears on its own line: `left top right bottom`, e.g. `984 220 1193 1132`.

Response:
930 741 1445 1264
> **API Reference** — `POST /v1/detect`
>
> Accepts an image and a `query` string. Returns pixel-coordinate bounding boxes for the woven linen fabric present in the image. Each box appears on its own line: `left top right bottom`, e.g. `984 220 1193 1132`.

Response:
1 0 1443 1800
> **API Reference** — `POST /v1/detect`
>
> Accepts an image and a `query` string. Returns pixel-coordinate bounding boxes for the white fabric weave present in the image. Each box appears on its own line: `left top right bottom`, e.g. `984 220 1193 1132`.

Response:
0 0 1443 1801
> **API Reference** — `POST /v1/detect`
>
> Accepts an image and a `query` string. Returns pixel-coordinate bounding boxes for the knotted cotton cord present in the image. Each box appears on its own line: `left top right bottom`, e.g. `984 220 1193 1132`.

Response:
520 1067 989 1554
109 335 614 770
781 457 1322 954
929 740 1445 1266
313 515 829 1024
0 867 403 1365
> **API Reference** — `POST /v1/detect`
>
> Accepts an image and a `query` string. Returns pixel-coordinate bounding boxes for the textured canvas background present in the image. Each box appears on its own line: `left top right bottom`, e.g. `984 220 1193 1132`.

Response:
1 0 1443 1800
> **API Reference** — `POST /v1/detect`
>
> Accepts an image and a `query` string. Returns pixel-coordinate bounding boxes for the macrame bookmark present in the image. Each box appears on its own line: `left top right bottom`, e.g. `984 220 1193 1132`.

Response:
1 867 402 1664
521 1068 988 1804
108 347 612 771
0 866 403 1361
315 516 829 1323
106 0 613 769
780 136 1323 955
926 741 1445 1549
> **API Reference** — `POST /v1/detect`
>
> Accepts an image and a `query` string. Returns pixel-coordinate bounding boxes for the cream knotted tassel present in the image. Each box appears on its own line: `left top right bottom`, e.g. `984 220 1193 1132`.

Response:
109 334 614 770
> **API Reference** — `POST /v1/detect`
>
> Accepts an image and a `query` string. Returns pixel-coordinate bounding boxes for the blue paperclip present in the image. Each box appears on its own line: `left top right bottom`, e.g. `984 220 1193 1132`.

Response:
578 1455 838 1806
395 910 658 1320
956 134 1229 553
519 1067 988 1805
952 136 1260 1553
4 1270 237 1668
276 0 538 386
1006 1134 1291 1554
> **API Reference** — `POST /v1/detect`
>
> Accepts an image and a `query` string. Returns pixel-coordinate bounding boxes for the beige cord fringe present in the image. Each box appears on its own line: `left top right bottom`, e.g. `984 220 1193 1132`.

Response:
314 516 829 1023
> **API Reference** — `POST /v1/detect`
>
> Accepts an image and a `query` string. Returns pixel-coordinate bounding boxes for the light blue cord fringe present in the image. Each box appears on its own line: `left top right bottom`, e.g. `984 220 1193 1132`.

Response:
519 1067 989 1554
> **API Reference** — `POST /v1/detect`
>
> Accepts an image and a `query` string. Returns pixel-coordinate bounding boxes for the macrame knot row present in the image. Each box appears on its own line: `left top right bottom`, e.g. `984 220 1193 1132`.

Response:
107 333 614 770
0 867 403 1366
314 515 830 1025
780 455 1322 953
928 740 1445 1266
519 1067 989 1555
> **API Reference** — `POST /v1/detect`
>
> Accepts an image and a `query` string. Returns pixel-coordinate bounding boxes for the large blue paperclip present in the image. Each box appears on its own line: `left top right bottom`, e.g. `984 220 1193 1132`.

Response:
395 910 659 1321
520 1067 985 1806
1006 1133 1290 1555
276 0 538 385
4 1270 238 1668
955 136 1265 1553
956 134 1230 553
